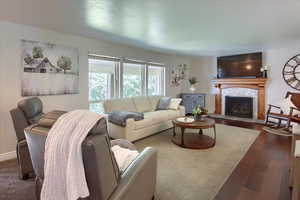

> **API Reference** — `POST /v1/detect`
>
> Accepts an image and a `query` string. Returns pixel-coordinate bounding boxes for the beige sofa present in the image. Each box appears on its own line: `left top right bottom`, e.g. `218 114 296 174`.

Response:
103 96 185 141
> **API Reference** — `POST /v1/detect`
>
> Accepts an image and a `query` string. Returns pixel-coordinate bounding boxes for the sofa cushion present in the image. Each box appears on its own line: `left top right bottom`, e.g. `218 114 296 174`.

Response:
156 97 171 110
156 110 179 121
133 96 152 112
143 111 168 125
148 96 162 111
134 117 153 130
103 98 137 113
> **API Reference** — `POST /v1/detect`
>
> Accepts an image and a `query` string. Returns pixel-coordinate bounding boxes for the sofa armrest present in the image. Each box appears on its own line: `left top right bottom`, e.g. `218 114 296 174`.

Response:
125 118 135 129
109 147 157 200
179 106 186 116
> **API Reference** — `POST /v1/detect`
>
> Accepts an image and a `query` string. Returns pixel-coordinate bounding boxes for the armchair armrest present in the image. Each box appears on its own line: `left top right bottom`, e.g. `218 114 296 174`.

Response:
109 147 157 200
267 104 282 114
110 139 136 151
268 104 281 109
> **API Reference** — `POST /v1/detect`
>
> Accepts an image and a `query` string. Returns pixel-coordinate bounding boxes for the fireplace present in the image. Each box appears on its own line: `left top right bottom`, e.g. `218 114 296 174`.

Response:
212 78 267 120
225 96 253 118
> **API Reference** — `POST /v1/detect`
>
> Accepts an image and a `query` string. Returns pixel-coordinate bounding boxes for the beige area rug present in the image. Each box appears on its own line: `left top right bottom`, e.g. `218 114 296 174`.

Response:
134 124 260 200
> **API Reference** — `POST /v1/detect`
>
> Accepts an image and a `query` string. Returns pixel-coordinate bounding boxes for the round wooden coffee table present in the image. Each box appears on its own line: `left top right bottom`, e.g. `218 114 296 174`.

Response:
172 117 216 149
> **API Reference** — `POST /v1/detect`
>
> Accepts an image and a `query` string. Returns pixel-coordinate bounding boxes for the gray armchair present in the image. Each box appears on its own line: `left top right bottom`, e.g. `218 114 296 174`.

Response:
10 97 44 179
25 114 157 200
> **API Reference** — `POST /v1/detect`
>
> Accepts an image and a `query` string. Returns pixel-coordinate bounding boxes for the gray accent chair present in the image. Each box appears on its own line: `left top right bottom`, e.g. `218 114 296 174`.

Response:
25 114 157 200
10 97 44 179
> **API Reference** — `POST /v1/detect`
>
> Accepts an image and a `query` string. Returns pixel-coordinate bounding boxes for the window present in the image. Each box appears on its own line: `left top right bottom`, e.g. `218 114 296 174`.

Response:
122 62 144 98
88 55 165 113
148 65 165 96
88 58 117 113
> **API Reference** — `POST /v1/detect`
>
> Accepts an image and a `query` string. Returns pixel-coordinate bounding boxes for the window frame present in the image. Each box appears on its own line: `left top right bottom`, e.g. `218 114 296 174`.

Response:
146 64 166 96
88 54 165 112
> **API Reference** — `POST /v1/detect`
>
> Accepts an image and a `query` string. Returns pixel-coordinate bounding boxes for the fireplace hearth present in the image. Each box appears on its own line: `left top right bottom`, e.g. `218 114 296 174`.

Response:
225 96 253 118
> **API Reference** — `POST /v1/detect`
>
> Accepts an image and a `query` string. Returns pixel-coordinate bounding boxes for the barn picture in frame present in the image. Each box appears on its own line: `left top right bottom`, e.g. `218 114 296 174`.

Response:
21 39 79 96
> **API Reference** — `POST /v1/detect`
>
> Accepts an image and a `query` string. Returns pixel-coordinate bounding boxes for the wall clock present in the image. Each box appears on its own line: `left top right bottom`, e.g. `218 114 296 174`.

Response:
283 54 300 90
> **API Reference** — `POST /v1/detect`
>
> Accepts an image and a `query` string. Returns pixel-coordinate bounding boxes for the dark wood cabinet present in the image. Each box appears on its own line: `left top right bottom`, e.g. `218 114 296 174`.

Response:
181 93 206 114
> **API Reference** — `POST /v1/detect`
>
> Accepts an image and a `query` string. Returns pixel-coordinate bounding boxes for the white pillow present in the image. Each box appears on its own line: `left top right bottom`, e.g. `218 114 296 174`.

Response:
111 145 139 172
169 98 182 110
280 96 300 115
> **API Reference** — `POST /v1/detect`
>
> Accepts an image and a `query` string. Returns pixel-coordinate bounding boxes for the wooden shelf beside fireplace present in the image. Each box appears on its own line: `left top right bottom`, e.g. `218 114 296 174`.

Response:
212 78 268 120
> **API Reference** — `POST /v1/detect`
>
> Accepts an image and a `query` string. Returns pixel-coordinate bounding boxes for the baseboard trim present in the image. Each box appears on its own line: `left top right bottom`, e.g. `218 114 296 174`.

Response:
0 151 16 162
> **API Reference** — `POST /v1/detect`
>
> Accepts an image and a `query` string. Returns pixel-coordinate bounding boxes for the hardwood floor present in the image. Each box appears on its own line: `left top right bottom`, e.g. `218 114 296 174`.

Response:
213 118 292 200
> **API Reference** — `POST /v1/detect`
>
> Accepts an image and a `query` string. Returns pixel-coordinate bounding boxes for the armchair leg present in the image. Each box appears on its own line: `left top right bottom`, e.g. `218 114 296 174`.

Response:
277 119 282 128
287 119 292 130
265 116 269 126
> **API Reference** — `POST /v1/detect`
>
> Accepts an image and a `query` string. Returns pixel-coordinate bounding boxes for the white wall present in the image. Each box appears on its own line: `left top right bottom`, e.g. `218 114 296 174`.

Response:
188 56 217 113
0 21 193 155
264 46 300 107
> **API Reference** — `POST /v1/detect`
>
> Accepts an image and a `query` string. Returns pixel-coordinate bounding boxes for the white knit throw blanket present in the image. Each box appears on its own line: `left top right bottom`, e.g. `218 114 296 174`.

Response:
41 110 103 200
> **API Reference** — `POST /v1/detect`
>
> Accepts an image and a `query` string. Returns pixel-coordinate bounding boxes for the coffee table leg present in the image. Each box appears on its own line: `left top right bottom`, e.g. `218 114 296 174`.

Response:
199 129 203 135
181 127 185 146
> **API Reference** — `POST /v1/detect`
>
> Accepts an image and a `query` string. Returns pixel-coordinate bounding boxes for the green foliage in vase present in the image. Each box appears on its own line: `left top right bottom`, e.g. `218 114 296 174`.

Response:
192 105 208 115
57 56 72 73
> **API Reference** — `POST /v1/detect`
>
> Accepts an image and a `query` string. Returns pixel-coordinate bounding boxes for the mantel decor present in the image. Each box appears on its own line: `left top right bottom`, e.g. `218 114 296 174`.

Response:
212 78 267 120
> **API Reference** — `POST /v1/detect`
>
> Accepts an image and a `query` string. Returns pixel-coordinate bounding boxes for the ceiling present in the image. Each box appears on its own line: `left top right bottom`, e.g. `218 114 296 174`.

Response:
1 0 300 56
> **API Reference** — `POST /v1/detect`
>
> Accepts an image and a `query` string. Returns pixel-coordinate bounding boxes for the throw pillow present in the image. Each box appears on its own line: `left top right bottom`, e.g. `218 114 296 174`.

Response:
156 97 171 110
280 96 300 115
169 98 182 110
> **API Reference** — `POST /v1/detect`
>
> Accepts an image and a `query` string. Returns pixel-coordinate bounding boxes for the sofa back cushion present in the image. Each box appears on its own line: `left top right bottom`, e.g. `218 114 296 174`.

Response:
103 98 137 113
133 96 152 112
148 96 163 111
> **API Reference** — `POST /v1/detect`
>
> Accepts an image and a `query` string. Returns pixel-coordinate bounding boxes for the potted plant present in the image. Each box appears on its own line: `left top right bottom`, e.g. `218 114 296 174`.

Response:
192 106 208 121
188 77 198 93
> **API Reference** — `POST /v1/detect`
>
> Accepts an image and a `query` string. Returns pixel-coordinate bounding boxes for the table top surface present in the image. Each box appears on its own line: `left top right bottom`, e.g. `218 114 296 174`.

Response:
173 117 215 129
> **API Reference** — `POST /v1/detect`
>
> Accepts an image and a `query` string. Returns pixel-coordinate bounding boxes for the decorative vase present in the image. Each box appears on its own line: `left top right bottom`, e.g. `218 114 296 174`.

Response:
194 114 207 121
190 84 196 93
263 70 267 78
194 114 202 121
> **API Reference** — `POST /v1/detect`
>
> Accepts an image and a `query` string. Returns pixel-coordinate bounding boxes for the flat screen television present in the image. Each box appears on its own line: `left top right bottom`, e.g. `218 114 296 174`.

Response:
217 52 262 78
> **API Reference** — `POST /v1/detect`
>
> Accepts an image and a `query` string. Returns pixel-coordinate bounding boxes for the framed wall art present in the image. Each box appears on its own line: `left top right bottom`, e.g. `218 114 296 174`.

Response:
21 39 79 96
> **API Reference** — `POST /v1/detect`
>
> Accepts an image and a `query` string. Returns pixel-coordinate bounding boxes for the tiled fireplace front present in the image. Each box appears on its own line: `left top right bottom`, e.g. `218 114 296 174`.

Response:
222 88 258 119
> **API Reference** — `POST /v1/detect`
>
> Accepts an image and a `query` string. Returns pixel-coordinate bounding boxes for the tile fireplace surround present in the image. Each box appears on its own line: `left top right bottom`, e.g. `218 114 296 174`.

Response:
212 78 268 120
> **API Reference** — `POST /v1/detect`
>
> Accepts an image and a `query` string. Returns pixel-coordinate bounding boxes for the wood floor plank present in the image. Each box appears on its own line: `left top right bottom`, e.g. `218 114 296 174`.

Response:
213 118 292 200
